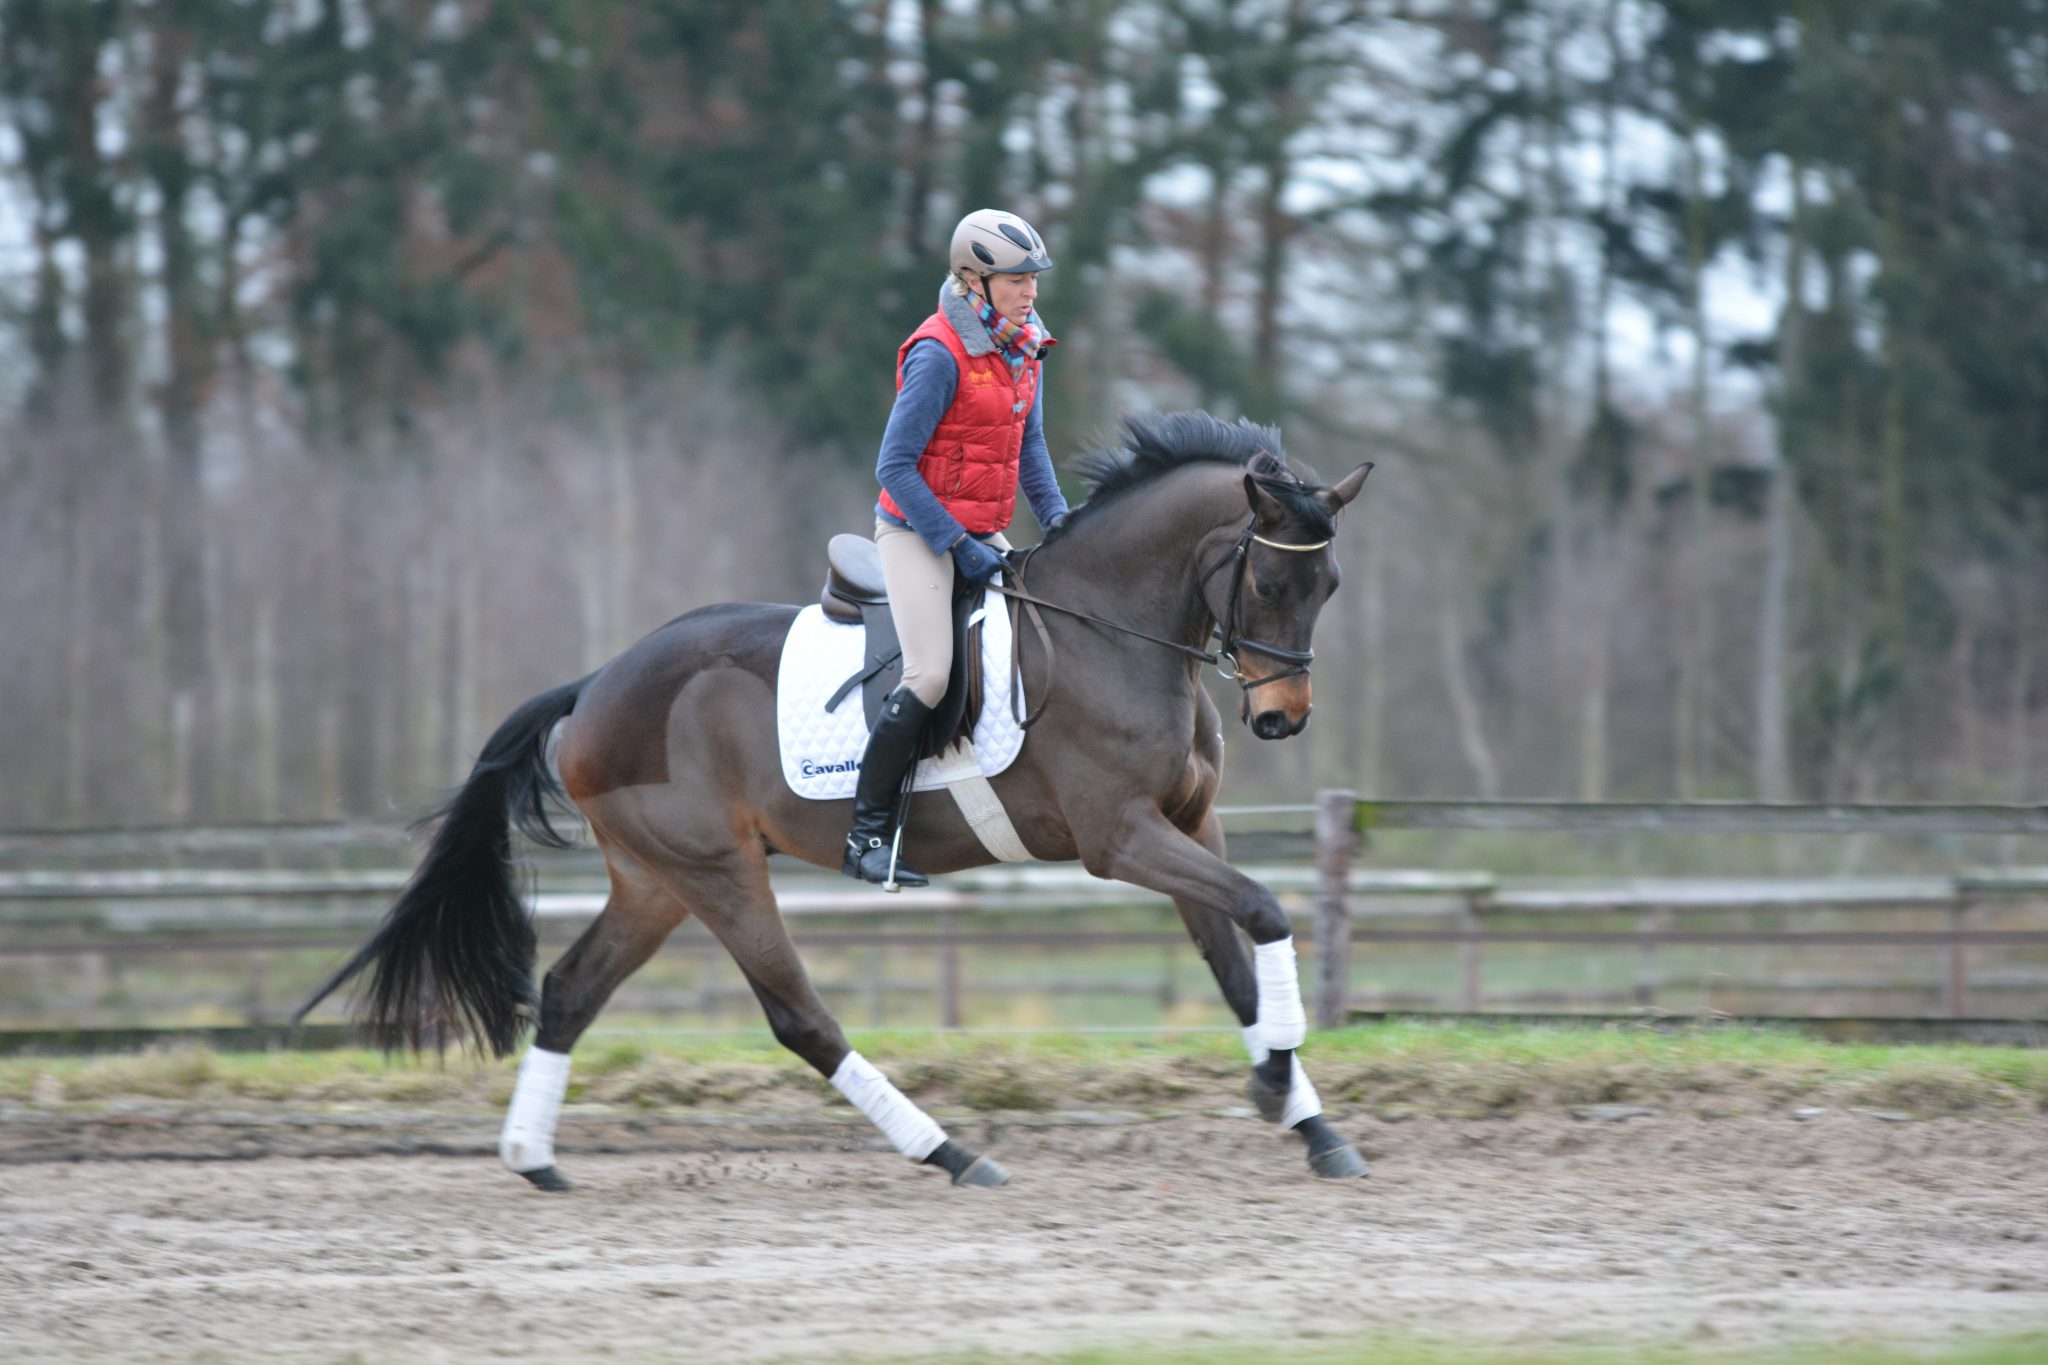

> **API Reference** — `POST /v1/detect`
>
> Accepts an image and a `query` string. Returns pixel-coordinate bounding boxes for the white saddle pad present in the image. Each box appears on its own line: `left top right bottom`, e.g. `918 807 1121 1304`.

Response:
776 594 1025 800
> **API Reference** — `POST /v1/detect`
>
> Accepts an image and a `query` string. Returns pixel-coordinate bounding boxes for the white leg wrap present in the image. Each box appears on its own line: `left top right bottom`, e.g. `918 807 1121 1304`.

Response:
1242 1025 1325 1128
500 1047 571 1174
830 1050 947 1161
1253 936 1307 1053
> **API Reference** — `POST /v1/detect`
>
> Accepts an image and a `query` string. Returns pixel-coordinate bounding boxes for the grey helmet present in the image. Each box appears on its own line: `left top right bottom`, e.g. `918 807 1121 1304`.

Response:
950 208 1054 282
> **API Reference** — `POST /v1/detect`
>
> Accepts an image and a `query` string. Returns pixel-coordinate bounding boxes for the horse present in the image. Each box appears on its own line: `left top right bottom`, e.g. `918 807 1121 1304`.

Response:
298 411 1373 1192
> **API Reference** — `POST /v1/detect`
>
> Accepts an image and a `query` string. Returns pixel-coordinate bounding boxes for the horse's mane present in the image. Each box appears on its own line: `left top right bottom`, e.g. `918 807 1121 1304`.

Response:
1062 412 1333 537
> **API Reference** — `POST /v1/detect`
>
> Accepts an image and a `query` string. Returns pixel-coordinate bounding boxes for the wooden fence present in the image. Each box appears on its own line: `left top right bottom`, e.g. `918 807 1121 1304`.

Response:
0 797 2044 1033
1308 793 2048 1026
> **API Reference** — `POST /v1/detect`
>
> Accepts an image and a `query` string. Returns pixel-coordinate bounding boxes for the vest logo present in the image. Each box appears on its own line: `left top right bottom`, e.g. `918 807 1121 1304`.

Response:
801 757 862 778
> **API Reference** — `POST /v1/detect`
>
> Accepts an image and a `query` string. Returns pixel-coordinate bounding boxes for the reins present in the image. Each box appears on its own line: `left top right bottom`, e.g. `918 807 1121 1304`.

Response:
986 546 1217 730
989 517 1330 728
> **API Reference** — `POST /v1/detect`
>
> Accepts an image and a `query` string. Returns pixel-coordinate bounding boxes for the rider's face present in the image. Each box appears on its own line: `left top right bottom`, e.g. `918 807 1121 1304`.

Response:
981 271 1040 319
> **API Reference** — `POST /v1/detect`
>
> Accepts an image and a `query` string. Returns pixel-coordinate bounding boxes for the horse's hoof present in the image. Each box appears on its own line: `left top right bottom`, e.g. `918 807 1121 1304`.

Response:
952 1155 1011 1189
1308 1143 1369 1180
1244 1073 1288 1125
518 1165 572 1192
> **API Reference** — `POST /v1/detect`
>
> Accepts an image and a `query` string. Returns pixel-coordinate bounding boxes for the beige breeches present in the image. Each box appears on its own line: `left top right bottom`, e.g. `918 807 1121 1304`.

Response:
874 518 1010 707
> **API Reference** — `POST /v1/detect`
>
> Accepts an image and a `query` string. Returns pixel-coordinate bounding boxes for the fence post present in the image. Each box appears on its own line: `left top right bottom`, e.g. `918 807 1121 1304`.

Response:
1459 897 1484 1011
1634 908 1668 1009
939 910 963 1029
244 949 268 1026
1314 789 1358 1029
1943 900 1969 1019
866 924 887 1027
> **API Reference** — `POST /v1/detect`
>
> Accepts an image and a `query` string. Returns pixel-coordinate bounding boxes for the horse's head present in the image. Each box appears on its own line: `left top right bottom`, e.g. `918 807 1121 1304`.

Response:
1206 455 1372 739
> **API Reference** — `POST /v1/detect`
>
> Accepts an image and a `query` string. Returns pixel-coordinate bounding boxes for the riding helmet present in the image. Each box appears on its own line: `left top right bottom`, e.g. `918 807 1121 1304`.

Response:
950 208 1054 281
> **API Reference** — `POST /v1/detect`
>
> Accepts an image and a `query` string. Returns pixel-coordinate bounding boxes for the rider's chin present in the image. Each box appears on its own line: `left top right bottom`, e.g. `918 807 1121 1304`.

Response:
1252 708 1309 740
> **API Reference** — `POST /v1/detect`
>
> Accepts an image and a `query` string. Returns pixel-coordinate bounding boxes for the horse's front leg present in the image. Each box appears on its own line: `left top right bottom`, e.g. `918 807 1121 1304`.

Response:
1092 806 1367 1180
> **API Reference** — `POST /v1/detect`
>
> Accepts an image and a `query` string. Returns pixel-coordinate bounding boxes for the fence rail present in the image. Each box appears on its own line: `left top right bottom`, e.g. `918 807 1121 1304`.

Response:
1309 791 2048 1027
1344 799 2048 835
0 798 2042 1033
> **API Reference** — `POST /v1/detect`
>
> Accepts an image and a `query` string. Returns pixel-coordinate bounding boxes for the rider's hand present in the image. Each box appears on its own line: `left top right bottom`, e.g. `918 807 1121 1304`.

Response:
950 536 1006 586
1042 510 1069 535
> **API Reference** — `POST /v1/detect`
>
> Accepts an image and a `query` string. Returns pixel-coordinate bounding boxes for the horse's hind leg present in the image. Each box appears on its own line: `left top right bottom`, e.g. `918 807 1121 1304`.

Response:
1173 812 1367 1181
500 849 688 1192
665 847 1009 1189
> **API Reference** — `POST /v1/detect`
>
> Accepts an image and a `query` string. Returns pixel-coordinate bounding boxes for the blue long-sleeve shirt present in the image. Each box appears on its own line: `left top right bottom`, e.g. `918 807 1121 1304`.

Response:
875 338 1067 554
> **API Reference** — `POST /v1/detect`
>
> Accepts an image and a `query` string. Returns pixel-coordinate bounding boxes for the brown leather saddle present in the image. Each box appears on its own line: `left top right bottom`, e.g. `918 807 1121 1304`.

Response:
819 533 986 750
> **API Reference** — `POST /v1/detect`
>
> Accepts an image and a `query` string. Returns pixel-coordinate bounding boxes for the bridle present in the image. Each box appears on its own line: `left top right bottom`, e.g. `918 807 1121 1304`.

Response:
990 514 1330 727
1196 519 1330 723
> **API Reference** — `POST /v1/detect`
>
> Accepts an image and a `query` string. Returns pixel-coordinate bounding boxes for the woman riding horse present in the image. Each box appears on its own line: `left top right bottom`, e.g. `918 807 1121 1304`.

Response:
846 207 1070 888
295 313 1376 1193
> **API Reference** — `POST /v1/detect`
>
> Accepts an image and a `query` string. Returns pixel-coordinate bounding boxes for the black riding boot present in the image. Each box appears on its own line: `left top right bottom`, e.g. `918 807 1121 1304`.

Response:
842 687 933 888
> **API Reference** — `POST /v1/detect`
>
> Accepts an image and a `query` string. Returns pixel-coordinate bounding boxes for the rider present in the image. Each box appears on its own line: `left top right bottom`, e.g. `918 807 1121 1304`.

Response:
842 208 1069 888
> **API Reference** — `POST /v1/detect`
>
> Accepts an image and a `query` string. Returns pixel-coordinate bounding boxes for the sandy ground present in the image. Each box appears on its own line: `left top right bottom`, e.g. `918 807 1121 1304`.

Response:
2 1108 2045 1362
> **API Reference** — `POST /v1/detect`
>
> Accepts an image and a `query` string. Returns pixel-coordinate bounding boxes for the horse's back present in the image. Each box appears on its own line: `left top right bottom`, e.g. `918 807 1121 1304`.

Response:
557 601 797 803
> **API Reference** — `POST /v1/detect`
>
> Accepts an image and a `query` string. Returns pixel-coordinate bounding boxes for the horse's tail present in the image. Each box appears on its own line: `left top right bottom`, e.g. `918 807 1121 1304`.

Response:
293 676 590 1056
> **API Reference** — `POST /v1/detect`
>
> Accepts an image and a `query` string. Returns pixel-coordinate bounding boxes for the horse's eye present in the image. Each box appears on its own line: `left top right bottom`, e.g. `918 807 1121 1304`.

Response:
1250 573 1279 605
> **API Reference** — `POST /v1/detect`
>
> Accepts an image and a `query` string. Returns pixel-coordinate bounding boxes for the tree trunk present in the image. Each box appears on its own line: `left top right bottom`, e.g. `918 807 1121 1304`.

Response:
901 0 941 259
1359 526 1386 794
1952 621 1979 786
1754 158 1806 801
1251 154 1289 412
64 488 92 820
252 591 281 818
1677 126 1715 797
1754 457 1795 802
2012 588 2036 801
1577 541 1613 802
607 432 638 655
1876 101 1911 789
405 558 444 799
1438 587 1501 799
1576 1 1623 804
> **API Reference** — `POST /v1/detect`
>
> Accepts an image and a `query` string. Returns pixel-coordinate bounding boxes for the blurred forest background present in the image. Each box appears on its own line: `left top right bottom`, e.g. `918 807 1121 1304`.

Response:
2 0 2044 829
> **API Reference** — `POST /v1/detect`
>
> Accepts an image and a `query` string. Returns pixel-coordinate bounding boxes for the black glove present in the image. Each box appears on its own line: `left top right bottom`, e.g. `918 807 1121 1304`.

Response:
950 536 1006 586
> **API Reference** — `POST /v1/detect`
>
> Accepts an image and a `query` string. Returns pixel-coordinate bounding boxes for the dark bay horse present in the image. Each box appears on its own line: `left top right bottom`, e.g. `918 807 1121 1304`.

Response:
299 412 1373 1191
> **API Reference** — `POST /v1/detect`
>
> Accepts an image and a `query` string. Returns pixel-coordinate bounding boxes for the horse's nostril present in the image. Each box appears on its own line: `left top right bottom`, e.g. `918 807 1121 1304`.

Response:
1253 711 1289 740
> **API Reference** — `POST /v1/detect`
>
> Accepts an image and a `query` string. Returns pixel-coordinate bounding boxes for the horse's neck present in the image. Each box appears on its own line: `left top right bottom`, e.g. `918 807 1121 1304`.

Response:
1031 469 1242 654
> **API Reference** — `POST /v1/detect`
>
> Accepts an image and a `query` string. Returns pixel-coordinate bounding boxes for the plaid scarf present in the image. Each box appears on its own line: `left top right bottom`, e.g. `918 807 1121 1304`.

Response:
972 292 1056 375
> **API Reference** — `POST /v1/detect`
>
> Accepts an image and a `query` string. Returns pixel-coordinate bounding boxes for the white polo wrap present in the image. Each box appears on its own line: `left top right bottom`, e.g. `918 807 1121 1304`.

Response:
1242 1024 1325 1127
830 1051 947 1160
1253 936 1307 1052
500 1046 571 1173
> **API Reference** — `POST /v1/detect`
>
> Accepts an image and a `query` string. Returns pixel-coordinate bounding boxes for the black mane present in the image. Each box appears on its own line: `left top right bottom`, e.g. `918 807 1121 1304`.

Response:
1064 412 1332 536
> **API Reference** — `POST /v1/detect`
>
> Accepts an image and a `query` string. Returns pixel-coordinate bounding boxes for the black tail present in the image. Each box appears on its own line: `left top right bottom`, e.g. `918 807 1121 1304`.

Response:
294 677 589 1055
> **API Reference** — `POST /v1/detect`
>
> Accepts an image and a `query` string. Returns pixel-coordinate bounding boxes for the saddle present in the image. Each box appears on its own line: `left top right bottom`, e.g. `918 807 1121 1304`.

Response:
819 534 986 752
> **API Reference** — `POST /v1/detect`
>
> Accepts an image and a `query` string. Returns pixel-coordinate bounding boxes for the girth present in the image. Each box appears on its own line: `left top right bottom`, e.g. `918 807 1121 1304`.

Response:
819 533 985 750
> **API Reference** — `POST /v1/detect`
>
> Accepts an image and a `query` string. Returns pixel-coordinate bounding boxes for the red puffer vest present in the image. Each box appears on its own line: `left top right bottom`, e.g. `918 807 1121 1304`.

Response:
877 311 1040 534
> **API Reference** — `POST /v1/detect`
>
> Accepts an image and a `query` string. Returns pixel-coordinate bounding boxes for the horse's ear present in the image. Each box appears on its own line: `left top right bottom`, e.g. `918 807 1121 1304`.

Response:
1244 470 1288 524
1318 461 1373 512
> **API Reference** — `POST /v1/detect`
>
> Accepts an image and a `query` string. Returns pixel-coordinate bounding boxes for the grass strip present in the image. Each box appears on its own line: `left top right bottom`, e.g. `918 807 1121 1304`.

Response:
0 1020 2044 1118
929 1336 2048 1365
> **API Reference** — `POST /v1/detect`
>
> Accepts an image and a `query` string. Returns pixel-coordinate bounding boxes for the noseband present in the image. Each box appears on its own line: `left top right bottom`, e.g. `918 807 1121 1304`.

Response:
1198 520 1330 722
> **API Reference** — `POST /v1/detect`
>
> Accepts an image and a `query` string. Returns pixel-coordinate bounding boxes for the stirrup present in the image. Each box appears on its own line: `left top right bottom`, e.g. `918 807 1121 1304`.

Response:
843 834 927 890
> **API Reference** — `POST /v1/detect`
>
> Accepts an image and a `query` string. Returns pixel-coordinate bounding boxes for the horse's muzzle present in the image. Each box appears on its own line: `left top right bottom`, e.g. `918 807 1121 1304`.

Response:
1252 707 1310 740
